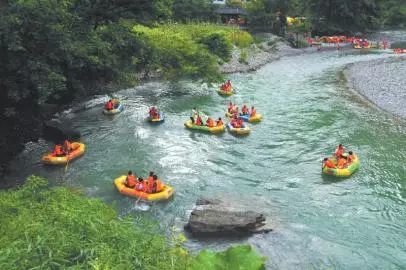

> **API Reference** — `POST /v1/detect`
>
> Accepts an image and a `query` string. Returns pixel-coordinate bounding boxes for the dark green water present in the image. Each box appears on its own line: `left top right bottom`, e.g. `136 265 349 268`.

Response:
7 50 406 269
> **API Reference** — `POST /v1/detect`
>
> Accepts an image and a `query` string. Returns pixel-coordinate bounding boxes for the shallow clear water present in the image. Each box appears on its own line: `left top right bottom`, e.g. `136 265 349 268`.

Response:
7 49 406 269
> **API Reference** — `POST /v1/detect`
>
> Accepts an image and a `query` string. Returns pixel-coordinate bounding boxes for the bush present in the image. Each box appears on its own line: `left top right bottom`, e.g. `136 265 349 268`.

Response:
199 32 233 62
0 176 188 269
0 176 266 269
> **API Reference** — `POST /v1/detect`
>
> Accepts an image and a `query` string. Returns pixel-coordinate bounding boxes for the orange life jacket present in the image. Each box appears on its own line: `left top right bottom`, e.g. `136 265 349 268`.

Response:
337 158 346 168
250 109 256 117
126 175 136 188
155 180 163 192
324 159 336 168
335 147 344 157
53 145 63 156
206 119 214 127
242 106 248 115
216 120 223 127
147 177 154 193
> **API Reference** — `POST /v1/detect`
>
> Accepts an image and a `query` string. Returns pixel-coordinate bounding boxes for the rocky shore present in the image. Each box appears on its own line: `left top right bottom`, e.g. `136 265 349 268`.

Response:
220 34 305 74
344 56 406 118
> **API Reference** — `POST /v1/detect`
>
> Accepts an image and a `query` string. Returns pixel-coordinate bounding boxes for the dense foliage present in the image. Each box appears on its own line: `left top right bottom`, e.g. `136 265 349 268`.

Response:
245 0 405 34
308 0 380 35
0 0 254 176
0 176 265 269
132 23 252 81
172 0 218 22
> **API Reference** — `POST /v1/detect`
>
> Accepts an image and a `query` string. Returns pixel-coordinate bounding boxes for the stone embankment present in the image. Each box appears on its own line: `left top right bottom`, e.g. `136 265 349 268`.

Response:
344 56 406 118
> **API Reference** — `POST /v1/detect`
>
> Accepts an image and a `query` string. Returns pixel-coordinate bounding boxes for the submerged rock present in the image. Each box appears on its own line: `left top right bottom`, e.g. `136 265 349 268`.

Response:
185 197 272 236
43 119 81 143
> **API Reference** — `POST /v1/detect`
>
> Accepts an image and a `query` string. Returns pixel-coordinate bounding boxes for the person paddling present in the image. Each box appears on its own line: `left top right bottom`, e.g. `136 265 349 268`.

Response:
216 117 223 127
52 144 64 157
206 117 215 127
63 140 72 155
125 171 136 188
334 144 345 158
105 100 114 111
322 158 336 169
147 171 154 193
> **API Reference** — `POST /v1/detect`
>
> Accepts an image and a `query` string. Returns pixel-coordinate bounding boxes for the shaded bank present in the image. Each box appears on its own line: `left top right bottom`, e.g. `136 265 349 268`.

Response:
344 56 406 118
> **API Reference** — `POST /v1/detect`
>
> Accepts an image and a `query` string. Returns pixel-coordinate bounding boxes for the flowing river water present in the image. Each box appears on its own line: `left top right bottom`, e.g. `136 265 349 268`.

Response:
6 49 406 269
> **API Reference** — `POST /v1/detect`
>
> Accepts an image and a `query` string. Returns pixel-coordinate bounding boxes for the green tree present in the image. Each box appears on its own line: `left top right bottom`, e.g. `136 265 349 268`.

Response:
308 0 380 35
172 0 218 22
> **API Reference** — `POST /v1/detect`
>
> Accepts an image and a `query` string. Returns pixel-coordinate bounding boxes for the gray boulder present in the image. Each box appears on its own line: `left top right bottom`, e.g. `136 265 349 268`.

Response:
185 197 272 236
43 119 81 143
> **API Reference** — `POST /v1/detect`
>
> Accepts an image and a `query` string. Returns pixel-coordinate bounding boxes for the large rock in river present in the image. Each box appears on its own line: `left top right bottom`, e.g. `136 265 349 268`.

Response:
185 197 272 236
43 119 81 143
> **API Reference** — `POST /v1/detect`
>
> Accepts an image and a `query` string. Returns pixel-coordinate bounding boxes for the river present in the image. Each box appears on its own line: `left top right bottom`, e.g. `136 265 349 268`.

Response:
6 49 406 269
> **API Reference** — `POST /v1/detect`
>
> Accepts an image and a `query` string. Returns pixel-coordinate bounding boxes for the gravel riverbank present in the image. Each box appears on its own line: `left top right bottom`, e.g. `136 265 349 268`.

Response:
220 33 353 74
344 56 406 118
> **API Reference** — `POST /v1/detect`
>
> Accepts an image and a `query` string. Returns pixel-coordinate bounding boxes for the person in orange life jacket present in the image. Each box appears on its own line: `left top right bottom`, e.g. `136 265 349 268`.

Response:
206 117 215 127
322 157 336 169
105 100 114 111
195 115 203 126
135 177 146 192
334 144 345 159
237 118 244 128
231 118 239 128
346 151 355 165
337 157 347 169
242 104 248 115
226 80 231 88
147 171 154 193
62 140 72 154
152 175 163 193
227 102 233 113
125 170 136 188
250 106 256 117
216 117 223 127
52 144 64 157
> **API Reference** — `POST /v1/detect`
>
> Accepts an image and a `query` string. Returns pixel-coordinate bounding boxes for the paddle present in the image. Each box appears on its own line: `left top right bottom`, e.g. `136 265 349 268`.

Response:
61 147 70 182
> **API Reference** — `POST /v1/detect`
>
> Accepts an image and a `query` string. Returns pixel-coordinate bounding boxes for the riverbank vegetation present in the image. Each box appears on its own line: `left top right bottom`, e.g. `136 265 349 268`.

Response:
245 0 406 35
0 176 265 269
0 0 254 176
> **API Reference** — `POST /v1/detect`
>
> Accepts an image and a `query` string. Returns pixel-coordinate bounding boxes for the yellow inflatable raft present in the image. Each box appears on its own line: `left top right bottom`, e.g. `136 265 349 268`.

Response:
114 175 174 201
322 155 360 177
227 122 251 135
103 99 123 115
225 111 262 123
41 142 85 165
184 120 225 133
239 113 263 123
354 44 372 49
217 87 235 96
